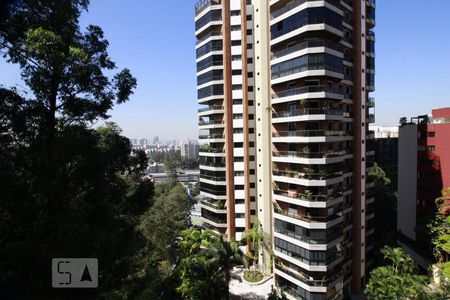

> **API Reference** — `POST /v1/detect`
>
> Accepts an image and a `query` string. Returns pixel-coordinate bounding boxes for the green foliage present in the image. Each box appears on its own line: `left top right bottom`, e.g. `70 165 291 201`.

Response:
365 247 430 300
140 180 194 260
243 270 264 282
369 163 397 266
429 188 450 263
267 289 288 300
176 229 243 300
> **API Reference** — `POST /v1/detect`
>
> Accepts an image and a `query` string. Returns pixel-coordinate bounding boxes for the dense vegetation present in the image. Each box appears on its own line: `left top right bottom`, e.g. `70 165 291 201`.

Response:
0 1 204 299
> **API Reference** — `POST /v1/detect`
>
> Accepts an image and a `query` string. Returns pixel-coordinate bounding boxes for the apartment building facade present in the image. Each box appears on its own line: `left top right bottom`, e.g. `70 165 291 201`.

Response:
398 108 450 251
195 0 376 298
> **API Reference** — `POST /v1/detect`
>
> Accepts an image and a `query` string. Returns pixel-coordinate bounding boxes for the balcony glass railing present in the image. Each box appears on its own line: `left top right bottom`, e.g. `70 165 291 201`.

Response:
273 169 343 181
195 10 222 31
200 161 225 167
275 208 340 224
273 108 342 118
195 0 221 15
275 263 343 287
201 174 226 181
274 189 328 202
199 146 225 153
275 238 341 265
273 130 346 138
271 54 343 79
198 105 224 113
196 31 221 45
272 150 346 159
271 40 341 59
272 85 343 99
271 14 342 40
200 198 226 210
199 134 226 139
198 119 224 126
271 0 340 20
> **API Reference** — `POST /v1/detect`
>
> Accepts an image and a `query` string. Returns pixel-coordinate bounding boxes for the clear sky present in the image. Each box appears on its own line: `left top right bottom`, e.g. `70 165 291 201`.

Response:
1 0 450 140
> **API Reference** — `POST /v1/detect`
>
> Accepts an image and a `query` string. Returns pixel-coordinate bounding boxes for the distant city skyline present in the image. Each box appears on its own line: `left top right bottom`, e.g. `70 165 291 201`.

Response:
1 0 450 139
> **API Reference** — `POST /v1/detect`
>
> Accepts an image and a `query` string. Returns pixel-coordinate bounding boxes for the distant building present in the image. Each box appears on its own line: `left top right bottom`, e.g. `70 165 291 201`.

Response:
369 125 399 188
397 108 450 267
147 162 165 174
139 138 148 146
130 138 138 146
181 140 199 159
153 136 159 144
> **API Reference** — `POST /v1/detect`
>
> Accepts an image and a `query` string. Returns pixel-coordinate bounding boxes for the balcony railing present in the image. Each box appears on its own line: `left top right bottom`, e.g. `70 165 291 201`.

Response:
274 189 329 202
276 263 343 287
273 108 343 118
199 134 225 139
198 119 224 126
272 62 343 80
275 208 340 224
196 31 221 45
273 130 346 138
271 40 341 60
199 146 225 153
200 198 226 210
201 174 226 181
272 150 345 159
200 161 225 167
271 0 340 20
195 0 221 14
197 74 224 86
272 85 343 99
198 105 224 113
273 169 343 181
367 97 375 108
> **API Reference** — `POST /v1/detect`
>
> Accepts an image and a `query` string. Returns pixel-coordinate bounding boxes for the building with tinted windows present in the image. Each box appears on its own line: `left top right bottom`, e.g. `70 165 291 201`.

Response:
195 0 376 298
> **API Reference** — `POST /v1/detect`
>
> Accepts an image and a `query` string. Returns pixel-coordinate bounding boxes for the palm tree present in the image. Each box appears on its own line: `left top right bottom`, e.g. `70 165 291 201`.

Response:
176 229 243 300
242 219 271 270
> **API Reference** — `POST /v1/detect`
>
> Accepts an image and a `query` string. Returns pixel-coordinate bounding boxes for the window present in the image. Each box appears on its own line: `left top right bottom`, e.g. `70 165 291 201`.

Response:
247 57 253 63
232 84 242 90
233 128 243 133
246 15 252 21
249 128 254 134
248 86 254 92
231 40 241 46
232 69 242 75
233 113 243 119
247 44 253 49
231 25 241 31
232 55 242 61
428 131 436 137
249 114 254 120
233 99 242 105
248 72 254 78
231 10 240 16
246 29 252 35
234 142 243 148
427 145 436 152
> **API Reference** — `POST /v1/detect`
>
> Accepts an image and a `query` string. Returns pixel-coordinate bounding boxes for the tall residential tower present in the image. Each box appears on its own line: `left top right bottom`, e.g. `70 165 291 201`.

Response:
195 0 375 298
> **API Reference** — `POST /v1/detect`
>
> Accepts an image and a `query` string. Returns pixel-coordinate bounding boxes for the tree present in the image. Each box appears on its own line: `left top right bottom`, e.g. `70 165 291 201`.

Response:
369 163 397 266
365 246 431 300
399 116 408 125
176 229 243 300
0 1 172 299
140 180 195 261
242 219 272 271
429 188 450 285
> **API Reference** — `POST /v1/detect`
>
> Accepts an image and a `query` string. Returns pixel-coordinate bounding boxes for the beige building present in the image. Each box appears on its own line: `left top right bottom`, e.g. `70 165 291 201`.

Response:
195 0 376 298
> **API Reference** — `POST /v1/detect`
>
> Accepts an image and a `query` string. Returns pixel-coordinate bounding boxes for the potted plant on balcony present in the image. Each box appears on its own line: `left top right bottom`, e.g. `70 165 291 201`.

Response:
303 167 314 179
318 170 326 180
304 189 313 201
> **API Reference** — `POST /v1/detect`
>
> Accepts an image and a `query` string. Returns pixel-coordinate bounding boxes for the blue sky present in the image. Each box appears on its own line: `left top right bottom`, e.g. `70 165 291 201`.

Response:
1 0 450 140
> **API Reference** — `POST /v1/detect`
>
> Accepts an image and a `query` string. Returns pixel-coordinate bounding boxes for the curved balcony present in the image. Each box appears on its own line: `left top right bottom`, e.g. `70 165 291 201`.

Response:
272 130 350 143
199 197 226 214
271 39 342 61
274 211 343 231
272 150 346 165
275 263 343 291
272 85 343 104
271 61 343 85
272 108 343 123
195 0 221 15
198 119 225 129
199 146 225 157
271 15 343 46
195 9 222 35
273 189 344 208
199 134 226 143
273 169 343 187
198 105 224 116
271 0 341 21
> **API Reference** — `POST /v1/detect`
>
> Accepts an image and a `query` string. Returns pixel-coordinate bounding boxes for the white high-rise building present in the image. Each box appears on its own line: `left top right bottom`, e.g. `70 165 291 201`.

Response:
195 0 376 297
